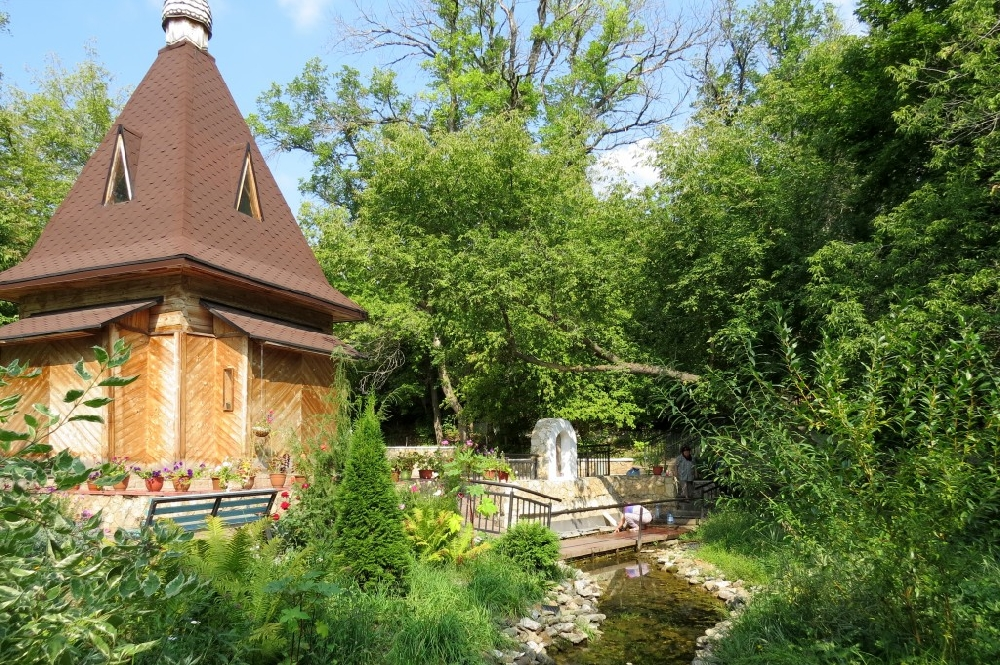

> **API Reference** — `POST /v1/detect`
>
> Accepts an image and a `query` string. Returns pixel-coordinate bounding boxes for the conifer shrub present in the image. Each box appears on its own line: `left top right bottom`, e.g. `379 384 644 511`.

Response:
492 521 561 580
332 398 413 592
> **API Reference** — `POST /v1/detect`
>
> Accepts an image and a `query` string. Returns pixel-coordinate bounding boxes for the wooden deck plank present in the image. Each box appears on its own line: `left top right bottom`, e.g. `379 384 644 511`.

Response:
558 526 682 560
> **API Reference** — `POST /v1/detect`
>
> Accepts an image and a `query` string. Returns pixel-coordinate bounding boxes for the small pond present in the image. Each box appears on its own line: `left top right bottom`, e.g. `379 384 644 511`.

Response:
552 551 725 665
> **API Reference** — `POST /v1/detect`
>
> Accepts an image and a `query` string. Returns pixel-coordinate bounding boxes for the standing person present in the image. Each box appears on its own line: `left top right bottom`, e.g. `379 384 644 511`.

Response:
676 445 696 500
615 504 652 532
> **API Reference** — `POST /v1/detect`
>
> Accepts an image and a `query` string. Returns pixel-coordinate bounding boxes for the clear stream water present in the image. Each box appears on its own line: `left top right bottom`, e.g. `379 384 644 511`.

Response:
551 550 725 665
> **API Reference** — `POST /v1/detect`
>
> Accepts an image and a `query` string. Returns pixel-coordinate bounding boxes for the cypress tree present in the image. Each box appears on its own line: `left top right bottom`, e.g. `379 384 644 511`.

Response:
332 398 412 592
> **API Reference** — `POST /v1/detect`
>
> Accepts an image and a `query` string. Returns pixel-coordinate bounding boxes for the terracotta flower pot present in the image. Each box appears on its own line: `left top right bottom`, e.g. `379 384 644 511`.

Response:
483 469 498 480
242 478 255 490
144 476 164 492
292 475 307 486
211 477 223 491
87 481 101 492
269 473 287 488
652 465 664 476
171 477 192 492
497 471 510 482
418 469 434 480
112 475 130 491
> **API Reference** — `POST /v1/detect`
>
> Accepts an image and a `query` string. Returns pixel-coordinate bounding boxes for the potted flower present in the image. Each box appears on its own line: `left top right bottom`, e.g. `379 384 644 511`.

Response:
268 452 289 487
495 456 514 482
86 470 102 492
165 461 204 491
105 456 139 490
235 457 261 489
252 409 275 438
417 452 437 480
137 467 165 492
211 460 240 490
393 451 422 481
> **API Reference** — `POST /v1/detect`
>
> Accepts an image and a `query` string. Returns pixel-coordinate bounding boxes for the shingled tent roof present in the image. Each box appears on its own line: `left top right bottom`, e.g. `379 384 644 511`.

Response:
0 39 364 322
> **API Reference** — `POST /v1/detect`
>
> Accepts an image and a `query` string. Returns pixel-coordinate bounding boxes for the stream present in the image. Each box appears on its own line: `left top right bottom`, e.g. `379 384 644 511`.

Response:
551 550 725 665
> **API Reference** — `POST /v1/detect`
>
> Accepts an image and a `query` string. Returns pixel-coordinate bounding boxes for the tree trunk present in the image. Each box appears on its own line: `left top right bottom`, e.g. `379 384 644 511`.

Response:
428 365 444 444
433 334 467 441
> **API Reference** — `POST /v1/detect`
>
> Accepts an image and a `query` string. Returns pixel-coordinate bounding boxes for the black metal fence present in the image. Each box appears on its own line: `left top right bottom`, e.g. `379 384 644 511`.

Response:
507 457 537 479
577 442 611 477
461 480 558 535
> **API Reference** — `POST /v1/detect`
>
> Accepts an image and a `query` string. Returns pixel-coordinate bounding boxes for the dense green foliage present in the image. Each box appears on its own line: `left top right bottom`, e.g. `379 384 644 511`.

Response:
0 52 123 320
676 312 1000 663
491 521 562 581
332 398 413 591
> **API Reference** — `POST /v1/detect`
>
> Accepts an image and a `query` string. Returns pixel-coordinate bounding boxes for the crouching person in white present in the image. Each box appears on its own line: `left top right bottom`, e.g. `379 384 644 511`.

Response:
615 504 652 532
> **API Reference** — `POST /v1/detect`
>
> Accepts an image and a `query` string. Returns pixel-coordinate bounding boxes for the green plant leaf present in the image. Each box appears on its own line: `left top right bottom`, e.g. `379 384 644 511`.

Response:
97 375 138 387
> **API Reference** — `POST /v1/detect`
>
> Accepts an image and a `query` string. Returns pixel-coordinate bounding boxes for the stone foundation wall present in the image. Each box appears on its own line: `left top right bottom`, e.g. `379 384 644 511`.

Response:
517 475 677 512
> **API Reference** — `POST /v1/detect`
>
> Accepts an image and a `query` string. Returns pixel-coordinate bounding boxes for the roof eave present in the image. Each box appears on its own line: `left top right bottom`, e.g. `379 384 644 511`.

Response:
0 257 368 323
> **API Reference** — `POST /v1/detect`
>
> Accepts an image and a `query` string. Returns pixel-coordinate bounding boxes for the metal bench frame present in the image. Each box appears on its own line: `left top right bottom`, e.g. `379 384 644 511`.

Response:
144 488 279 532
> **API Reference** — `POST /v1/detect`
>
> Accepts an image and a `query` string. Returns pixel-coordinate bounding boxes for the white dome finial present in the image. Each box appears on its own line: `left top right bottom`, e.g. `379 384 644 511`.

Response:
163 0 212 49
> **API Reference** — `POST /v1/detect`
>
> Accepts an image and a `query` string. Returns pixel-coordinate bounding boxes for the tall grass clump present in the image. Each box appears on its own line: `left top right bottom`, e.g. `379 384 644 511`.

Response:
464 552 546 618
333 397 413 592
386 562 502 665
667 310 1000 663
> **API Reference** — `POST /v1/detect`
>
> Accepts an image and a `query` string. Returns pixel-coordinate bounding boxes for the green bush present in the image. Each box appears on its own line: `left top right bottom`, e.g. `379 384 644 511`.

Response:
492 521 561 580
670 313 1000 663
333 397 413 592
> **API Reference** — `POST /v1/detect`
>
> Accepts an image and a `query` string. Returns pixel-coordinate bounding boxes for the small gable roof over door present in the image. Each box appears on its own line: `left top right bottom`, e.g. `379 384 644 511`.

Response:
205 302 360 357
0 300 159 344
0 40 364 323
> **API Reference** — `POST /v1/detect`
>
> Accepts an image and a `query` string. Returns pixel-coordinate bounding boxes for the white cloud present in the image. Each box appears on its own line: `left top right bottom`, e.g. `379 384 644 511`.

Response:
590 138 659 197
277 0 334 31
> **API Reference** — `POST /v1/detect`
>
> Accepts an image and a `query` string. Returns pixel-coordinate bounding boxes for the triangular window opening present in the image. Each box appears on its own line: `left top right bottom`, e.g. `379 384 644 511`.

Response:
104 132 132 204
236 148 262 220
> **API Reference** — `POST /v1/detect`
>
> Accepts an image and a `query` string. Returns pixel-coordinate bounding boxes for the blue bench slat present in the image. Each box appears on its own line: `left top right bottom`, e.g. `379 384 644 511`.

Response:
145 489 278 530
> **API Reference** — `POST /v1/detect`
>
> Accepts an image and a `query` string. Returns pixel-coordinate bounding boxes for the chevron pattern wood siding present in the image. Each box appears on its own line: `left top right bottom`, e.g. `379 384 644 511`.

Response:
184 334 215 461
111 326 149 462
0 341 51 453
147 334 178 463
215 333 249 458
48 338 104 460
300 354 335 442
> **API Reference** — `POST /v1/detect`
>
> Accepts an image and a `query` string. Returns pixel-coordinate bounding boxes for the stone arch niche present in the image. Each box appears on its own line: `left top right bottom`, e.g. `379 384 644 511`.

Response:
530 418 579 480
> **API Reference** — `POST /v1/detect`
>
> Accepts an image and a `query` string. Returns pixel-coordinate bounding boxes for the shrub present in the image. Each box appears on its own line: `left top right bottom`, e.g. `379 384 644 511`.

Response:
492 521 561 580
332 397 413 592
403 507 489 565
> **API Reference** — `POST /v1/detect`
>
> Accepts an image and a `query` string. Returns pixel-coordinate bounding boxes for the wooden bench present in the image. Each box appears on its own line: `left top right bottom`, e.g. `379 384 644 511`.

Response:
144 488 279 532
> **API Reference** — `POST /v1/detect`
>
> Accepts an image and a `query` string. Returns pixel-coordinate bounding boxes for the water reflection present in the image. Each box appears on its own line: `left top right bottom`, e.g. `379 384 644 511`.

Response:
551 552 724 665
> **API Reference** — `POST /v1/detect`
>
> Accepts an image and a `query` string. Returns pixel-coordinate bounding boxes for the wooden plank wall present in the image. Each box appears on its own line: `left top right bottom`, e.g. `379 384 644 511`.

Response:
183 335 216 462
249 344 337 455
45 338 104 461
300 354 335 443
146 334 179 464
110 318 149 462
0 341 51 454
213 319 249 460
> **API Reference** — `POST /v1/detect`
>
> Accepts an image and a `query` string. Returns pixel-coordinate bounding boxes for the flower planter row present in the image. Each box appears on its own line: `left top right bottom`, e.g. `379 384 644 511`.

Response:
81 473 308 493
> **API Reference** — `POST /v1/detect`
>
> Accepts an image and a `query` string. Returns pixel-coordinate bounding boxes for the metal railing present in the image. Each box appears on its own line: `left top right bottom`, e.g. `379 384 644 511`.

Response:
460 480 560 535
577 442 611 477
507 457 537 479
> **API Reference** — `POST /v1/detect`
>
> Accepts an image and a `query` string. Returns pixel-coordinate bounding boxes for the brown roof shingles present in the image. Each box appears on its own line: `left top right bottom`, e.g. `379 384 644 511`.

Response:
0 41 364 322
0 300 159 343
204 301 360 357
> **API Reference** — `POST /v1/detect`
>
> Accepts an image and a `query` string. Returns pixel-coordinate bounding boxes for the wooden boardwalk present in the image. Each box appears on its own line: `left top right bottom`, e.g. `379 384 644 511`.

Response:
559 526 683 561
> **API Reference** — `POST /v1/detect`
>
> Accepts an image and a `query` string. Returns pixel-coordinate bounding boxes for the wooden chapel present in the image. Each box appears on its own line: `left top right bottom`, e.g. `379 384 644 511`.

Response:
0 1 365 465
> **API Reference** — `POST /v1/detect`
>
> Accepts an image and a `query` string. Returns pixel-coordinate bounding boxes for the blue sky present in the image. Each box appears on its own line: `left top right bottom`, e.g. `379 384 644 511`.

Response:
2 0 350 212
